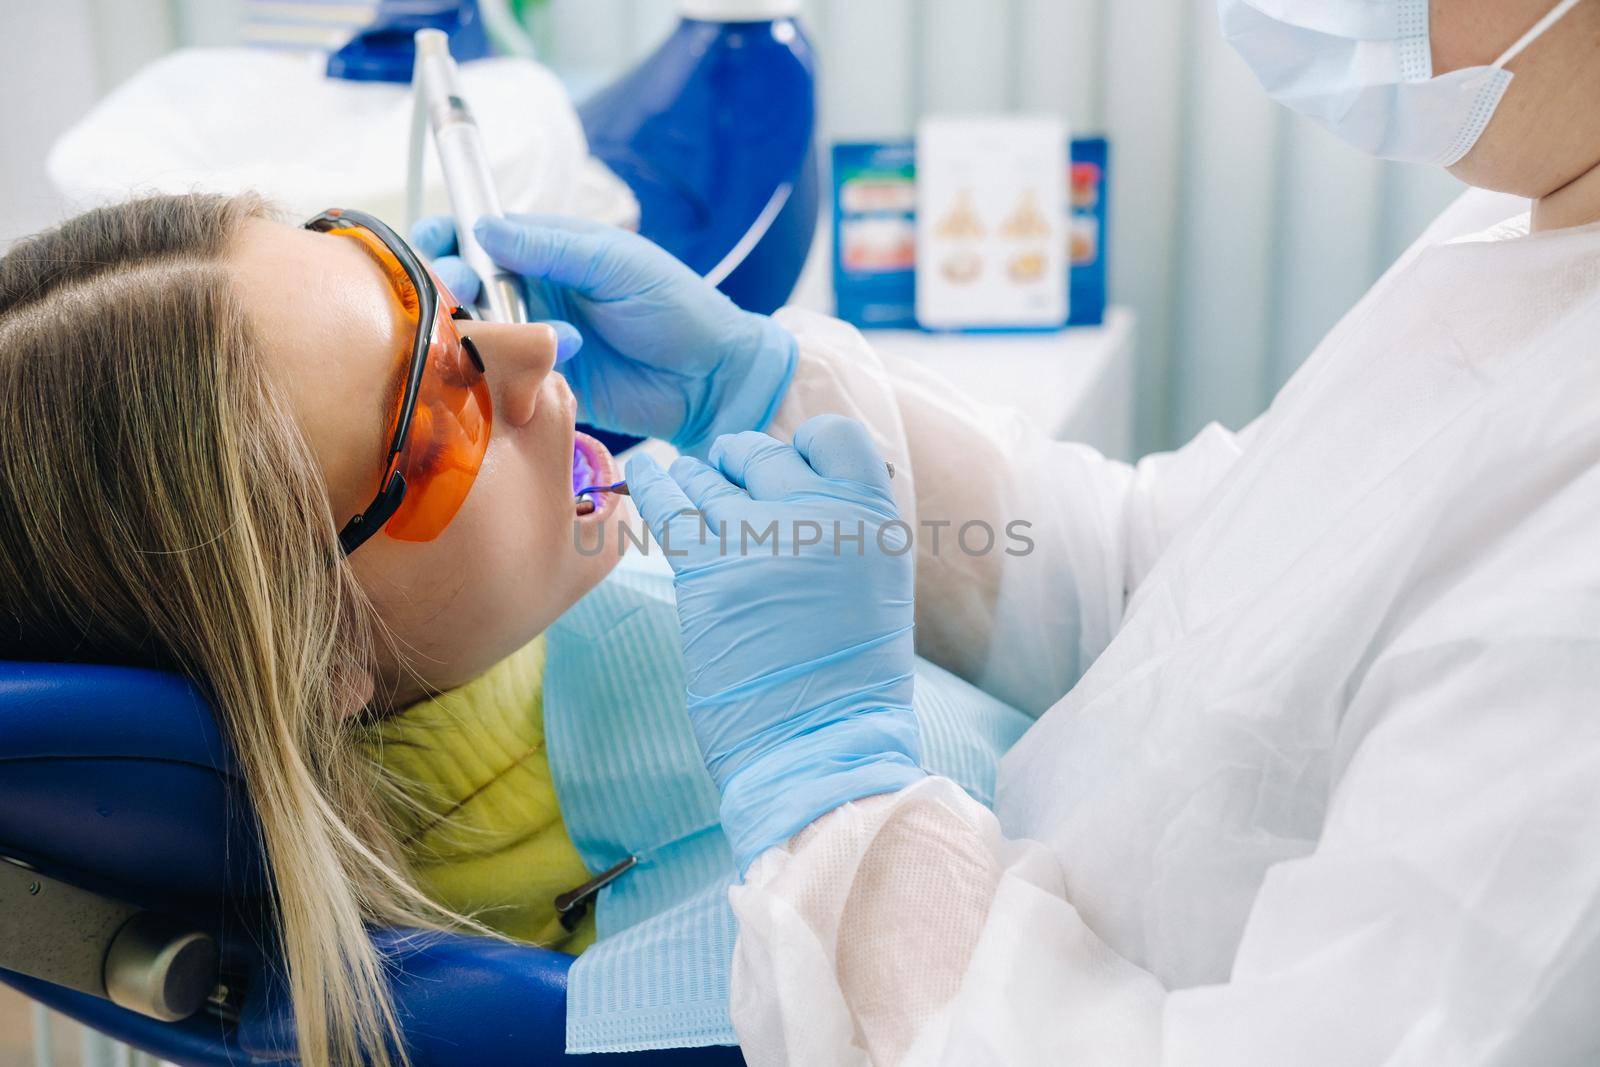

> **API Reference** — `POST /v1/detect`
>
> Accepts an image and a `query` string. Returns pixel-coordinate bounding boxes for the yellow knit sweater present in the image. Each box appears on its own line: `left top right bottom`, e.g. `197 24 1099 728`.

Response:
357 637 596 952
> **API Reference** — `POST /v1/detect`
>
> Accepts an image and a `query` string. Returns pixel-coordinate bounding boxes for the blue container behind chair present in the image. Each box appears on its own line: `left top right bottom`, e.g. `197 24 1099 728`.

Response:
325 0 491 82
579 0 820 317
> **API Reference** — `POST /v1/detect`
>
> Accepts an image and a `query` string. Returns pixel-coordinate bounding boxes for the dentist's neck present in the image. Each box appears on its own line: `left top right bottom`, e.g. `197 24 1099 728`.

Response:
1532 152 1600 232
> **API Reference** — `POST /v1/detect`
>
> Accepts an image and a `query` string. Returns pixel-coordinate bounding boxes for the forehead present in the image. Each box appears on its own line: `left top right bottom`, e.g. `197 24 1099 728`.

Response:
232 218 406 363
229 218 412 510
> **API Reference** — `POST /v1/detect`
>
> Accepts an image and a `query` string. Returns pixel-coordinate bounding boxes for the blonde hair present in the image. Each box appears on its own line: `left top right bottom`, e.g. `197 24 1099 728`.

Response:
0 193 468 1066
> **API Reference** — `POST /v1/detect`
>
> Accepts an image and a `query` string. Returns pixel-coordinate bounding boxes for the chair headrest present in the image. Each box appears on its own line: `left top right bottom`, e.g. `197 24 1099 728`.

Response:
0 660 263 914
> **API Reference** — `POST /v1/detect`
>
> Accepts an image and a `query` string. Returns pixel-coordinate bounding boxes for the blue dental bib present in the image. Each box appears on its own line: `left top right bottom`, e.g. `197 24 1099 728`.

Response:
545 551 1030 1054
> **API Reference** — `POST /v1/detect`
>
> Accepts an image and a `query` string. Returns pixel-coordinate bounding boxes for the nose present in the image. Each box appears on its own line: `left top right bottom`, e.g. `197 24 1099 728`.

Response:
464 321 559 428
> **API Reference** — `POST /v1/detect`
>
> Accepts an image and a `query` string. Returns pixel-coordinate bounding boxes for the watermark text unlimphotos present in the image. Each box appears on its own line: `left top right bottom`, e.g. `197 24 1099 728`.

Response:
574 512 1035 558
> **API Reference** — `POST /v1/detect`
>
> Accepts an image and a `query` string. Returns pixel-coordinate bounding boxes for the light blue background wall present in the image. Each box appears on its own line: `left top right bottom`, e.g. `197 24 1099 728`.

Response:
0 0 1469 454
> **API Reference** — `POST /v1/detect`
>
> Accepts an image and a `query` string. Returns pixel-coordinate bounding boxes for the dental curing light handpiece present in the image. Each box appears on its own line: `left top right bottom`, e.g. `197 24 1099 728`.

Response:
413 28 528 324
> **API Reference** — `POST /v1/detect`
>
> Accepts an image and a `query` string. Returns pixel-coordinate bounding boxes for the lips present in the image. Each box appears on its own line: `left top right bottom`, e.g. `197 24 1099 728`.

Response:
571 436 598 496
572 431 618 519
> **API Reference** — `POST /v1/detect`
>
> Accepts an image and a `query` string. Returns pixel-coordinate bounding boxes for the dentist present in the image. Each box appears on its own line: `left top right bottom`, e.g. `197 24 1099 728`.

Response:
416 0 1600 1061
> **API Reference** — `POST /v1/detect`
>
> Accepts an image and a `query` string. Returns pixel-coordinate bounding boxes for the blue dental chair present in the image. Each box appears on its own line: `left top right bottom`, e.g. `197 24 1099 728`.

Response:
0 660 744 1066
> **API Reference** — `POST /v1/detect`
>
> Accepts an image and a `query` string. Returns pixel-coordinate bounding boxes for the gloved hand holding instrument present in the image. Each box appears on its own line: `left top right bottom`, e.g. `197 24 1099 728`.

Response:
411 213 798 457
624 415 926 872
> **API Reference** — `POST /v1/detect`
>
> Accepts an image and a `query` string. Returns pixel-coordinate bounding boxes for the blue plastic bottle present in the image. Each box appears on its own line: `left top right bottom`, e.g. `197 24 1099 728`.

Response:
325 0 489 82
579 0 819 315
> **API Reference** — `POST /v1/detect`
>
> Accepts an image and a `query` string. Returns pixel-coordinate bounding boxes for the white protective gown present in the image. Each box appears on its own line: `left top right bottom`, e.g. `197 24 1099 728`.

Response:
737 191 1600 1066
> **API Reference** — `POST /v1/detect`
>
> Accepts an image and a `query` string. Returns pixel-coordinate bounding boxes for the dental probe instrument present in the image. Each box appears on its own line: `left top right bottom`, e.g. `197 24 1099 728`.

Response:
573 463 897 516
412 28 529 324
574 480 630 499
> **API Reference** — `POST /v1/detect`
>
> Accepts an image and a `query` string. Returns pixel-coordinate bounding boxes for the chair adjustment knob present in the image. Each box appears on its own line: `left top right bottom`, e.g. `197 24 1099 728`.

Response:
104 912 219 1022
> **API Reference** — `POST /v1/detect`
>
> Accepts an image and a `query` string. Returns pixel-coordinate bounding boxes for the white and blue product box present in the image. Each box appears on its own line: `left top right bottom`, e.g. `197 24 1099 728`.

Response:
831 135 1109 330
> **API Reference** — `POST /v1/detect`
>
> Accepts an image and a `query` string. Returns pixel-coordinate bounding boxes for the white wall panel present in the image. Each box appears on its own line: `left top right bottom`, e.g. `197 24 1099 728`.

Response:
1379 163 1469 265
1102 0 1193 451
546 0 633 73
1170 0 1282 439
87 0 176 91
537 0 678 94
625 0 680 59
173 0 240 46
1269 122 1386 391
0 0 101 242
917 0 1014 114
1011 0 1101 130
815 0 917 139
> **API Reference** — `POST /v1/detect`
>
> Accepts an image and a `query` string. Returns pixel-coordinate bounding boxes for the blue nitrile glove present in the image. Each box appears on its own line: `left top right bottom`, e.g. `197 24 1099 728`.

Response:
625 414 926 872
412 214 798 457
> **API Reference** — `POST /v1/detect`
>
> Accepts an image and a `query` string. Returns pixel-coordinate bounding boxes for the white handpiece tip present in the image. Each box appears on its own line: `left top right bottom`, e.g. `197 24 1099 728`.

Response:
413 28 450 57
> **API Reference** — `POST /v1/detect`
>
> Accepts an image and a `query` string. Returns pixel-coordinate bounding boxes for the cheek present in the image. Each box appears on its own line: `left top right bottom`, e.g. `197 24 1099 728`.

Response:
428 443 582 617
351 424 628 693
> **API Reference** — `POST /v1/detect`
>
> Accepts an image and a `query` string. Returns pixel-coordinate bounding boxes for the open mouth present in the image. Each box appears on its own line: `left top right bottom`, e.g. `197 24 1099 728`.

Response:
572 431 619 519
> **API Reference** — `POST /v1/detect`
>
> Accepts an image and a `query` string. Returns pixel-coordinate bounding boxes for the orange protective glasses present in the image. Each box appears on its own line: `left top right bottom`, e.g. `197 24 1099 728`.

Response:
305 209 493 554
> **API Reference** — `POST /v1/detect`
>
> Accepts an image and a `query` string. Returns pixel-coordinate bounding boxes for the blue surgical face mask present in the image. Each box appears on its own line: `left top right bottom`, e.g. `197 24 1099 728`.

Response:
1219 0 1586 166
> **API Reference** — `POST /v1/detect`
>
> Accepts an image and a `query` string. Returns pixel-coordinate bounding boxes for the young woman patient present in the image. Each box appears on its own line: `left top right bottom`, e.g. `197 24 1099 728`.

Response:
0 193 1024 1066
